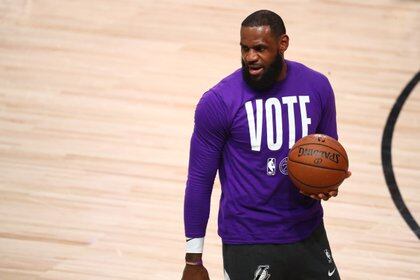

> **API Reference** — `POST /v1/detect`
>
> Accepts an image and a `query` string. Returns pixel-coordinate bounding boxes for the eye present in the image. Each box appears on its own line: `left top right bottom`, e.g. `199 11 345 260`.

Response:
241 45 249 52
255 46 266 52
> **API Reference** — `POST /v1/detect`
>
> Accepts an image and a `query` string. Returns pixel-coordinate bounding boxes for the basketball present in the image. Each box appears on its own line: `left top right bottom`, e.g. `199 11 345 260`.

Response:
287 134 349 195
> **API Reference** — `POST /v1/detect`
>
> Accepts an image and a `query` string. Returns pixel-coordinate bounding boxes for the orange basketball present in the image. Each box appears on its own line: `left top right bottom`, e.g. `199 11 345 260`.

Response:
287 134 349 195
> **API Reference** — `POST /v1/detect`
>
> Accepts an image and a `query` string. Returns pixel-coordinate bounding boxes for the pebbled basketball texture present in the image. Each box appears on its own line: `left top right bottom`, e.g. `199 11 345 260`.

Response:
287 134 349 195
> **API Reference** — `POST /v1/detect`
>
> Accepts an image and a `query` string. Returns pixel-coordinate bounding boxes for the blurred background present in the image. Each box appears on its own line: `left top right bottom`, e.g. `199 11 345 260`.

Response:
0 0 419 279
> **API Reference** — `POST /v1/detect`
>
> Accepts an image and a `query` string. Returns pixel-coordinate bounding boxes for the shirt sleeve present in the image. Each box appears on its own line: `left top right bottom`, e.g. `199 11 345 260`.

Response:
316 76 338 140
184 90 229 238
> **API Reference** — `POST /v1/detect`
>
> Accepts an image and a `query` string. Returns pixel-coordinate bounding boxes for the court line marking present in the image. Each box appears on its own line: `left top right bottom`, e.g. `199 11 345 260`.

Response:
381 71 420 239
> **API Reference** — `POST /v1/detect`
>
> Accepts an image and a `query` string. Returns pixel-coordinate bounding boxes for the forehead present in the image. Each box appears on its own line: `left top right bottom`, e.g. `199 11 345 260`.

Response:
240 26 276 45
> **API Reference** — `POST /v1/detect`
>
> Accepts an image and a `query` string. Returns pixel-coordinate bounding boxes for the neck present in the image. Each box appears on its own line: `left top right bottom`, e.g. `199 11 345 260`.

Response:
277 59 287 81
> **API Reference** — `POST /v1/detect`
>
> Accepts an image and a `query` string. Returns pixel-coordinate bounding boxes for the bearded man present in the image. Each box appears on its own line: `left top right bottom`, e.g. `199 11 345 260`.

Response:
182 9 350 280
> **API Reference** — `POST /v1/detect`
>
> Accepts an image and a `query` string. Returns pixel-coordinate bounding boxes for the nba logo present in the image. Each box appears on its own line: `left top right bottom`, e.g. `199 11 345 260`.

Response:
267 158 276 176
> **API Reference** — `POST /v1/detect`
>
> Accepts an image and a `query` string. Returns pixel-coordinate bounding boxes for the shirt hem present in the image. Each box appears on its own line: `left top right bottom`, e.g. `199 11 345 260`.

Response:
220 219 322 245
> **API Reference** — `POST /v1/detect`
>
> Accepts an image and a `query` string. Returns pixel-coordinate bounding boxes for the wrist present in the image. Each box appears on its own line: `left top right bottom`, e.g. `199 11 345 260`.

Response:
185 253 202 262
185 259 203 266
185 237 204 253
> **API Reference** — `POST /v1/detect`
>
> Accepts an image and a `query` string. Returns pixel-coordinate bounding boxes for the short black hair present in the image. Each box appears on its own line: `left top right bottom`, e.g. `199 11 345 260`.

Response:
241 10 286 38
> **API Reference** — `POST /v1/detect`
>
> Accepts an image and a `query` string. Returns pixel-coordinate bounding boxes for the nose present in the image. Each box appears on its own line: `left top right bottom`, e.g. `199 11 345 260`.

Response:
244 49 258 64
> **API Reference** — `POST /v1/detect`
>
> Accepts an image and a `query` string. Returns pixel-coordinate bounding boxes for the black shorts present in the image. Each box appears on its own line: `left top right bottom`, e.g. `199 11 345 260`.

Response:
223 223 340 280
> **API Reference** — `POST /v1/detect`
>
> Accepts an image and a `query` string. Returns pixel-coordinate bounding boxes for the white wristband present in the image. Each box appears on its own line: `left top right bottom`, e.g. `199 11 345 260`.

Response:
186 237 204 253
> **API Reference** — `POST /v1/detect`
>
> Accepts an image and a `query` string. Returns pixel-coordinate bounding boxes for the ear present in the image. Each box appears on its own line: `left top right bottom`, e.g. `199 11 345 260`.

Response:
278 34 289 54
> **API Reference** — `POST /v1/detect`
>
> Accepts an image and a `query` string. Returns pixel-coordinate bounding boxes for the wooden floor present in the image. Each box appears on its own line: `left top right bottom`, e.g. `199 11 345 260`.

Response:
0 0 419 279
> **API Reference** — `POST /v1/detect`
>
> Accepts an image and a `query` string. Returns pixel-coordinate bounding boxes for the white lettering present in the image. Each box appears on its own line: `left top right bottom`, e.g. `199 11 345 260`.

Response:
299 96 311 137
245 100 263 151
265 98 282 150
245 96 312 151
282 96 297 148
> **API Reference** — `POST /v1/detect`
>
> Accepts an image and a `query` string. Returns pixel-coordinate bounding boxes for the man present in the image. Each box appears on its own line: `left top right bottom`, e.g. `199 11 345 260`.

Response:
182 10 351 280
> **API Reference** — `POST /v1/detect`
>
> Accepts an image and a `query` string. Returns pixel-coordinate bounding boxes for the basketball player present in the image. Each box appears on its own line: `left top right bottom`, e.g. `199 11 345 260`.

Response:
182 10 351 280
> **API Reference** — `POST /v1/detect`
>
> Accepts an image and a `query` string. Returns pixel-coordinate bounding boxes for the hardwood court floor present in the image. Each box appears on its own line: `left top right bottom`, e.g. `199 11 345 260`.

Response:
0 1 419 279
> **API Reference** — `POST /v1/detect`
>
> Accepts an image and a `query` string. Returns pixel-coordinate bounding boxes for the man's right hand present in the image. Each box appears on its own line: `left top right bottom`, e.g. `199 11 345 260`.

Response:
181 253 209 280
181 264 210 280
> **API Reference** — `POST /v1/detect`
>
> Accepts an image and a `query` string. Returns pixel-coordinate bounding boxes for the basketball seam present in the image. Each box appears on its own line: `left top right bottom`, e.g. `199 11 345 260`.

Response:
289 142 348 165
287 158 347 172
288 171 344 189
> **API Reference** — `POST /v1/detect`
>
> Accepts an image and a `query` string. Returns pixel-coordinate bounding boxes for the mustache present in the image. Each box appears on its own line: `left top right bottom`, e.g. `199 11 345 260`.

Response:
241 53 283 92
243 62 264 68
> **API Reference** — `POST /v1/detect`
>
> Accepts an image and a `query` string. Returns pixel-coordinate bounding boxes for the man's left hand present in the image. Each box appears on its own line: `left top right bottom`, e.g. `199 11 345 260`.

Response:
300 171 351 201
301 190 338 201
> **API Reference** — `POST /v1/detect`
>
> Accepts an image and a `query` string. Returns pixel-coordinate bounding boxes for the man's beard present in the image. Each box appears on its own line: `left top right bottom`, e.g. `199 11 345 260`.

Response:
242 53 284 92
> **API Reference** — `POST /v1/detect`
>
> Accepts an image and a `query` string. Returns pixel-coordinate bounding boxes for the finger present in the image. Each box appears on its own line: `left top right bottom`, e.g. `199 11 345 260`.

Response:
310 194 320 200
321 193 332 201
204 269 210 280
318 193 327 200
328 191 338 197
346 171 352 178
300 190 311 197
323 194 331 201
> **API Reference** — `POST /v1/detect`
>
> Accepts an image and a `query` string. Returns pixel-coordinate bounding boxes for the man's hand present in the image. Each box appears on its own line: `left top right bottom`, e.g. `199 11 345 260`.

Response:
181 264 210 280
181 253 210 280
300 171 352 201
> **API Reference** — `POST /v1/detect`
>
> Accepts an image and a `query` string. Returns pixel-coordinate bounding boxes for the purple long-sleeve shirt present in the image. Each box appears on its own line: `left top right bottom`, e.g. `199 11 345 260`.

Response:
184 60 338 244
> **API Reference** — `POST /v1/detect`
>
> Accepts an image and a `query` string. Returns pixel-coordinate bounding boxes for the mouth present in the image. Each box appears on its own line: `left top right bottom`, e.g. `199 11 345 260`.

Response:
248 65 264 76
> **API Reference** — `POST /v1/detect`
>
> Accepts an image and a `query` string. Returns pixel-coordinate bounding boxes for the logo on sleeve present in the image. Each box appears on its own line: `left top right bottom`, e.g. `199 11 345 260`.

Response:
324 249 333 263
324 248 337 277
253 265 271 280
328 267 336 277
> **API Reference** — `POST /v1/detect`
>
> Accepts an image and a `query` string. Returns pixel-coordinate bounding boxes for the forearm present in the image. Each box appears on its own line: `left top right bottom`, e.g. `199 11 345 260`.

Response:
183 90 227 267
186 253 203 262
184 179 213 238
